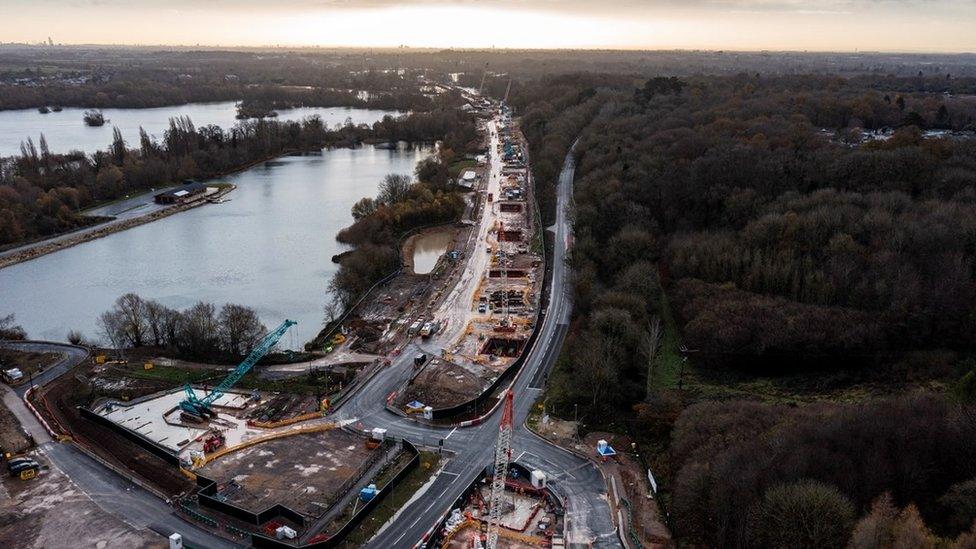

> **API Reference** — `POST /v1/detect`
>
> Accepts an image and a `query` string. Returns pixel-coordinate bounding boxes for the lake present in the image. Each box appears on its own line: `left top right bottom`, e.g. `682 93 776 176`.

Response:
0 101 399 157
0 143 430 348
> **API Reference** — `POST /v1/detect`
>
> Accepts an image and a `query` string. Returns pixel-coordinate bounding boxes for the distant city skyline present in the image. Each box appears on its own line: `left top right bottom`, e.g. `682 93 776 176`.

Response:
2 0 975 52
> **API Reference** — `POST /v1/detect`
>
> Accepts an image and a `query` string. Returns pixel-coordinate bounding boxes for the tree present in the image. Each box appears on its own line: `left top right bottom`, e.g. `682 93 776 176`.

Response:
351 197 378 220
97 309 128 356
218 304 266 357
95 165 124 199
377 173 412 205
0 313 27 340
177 302 219 358
641 316 662 399
66 329 84 345
96 293 148 348
142 299 172 347
941 479 976 534
747 480 855 549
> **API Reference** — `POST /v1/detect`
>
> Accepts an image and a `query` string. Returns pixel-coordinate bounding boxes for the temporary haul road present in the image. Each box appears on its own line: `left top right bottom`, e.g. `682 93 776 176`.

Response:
2 123 620 547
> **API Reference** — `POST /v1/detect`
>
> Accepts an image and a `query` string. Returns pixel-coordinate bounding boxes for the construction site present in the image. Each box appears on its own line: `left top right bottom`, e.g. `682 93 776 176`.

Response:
395 112 542 415
433 392 568 549
10 99 564 548
26 319 424 547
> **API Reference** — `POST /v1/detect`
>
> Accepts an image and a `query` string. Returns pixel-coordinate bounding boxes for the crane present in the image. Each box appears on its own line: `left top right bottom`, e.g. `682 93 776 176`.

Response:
180 319 297 418
485 389 515 549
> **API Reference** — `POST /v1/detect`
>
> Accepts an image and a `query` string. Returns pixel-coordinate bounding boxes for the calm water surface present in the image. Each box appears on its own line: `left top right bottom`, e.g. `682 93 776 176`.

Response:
0 102 399 157
0 144 430 347
412 231 454 274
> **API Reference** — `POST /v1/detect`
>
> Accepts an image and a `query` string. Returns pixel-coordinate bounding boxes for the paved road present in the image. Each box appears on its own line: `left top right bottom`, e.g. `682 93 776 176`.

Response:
336 142 619 547
0 340 241 549
0 132 618 547
0 339 90 397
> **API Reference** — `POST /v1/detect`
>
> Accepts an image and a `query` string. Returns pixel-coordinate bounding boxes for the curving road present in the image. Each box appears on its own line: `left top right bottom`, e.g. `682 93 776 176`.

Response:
0 339 240 549
336 140 619 547
1 131 619 547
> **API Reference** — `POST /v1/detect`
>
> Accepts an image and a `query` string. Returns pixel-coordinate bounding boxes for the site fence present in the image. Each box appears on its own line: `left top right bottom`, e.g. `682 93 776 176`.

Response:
250 439 420 548
77 405 180 466
307 220 460 352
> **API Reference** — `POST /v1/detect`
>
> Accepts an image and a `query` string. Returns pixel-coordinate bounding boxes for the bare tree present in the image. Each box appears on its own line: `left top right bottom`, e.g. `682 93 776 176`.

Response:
143 299 172 347
0 313 27 340
351 196 378 220
218 304 266 357
323 295 343 326
177 302 219 357
111 293 148 347
97 309 127 357
377 173 412 205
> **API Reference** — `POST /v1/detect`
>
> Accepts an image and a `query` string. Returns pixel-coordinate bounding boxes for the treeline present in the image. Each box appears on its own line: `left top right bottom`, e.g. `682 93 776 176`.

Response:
670 394 976 547
548 73 976 411
235 85 440 119
504 73 623 223
328 169 466 308
98 293 267 361
533 72 976 546
0 105 475 247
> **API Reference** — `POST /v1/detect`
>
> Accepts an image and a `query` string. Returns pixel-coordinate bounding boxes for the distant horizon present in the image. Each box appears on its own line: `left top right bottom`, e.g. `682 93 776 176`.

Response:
3 1 976 54
2 42 975 56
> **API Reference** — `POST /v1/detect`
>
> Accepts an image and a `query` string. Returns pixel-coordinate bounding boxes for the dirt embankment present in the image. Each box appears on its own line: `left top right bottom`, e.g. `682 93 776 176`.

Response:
0 185 234 271
33 362 192 496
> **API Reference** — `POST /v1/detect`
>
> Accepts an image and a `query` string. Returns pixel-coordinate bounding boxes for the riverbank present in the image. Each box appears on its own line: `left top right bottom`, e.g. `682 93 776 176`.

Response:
0 185 235 271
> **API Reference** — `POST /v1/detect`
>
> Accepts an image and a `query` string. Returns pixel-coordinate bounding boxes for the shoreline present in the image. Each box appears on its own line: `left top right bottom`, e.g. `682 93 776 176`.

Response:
0 141 423 272
0 185 236 271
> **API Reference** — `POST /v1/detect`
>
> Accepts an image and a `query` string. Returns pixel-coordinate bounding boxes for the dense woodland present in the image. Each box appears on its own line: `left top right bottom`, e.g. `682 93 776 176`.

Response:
0 93 473 247
513 72 976 546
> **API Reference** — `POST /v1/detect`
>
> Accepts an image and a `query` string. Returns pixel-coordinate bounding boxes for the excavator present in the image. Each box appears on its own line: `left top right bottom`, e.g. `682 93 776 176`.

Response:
179 320 296 419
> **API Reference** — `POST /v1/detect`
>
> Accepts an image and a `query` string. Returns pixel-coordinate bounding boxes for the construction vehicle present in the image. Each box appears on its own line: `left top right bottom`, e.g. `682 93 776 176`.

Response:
485 390 515 549
179 319 296 418
7 456 39 480
202 430 225 453
420 320 440 339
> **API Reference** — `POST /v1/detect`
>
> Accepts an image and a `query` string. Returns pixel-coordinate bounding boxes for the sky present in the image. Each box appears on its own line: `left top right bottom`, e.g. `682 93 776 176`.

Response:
2 0 975 52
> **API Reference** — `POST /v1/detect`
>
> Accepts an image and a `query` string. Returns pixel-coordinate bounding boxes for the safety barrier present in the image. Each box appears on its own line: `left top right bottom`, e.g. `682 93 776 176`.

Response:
249 439 421 548
196 422 337 468
247 411 324 429
77 405 180 465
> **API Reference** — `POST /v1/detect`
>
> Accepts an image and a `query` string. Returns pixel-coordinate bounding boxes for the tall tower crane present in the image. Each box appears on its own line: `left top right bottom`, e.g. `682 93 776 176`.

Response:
180 319 296 418
485 389 515 549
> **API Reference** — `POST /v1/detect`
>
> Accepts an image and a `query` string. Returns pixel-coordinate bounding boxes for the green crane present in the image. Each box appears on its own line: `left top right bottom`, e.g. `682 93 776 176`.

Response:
179 319 296 418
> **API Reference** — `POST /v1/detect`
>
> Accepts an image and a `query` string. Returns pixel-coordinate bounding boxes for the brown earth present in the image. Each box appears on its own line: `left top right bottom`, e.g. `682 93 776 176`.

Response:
34 362 193 496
